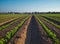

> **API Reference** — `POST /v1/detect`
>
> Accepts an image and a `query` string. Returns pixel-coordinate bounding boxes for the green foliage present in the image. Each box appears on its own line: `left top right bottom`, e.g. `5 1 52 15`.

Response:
35 16 60 44
0 24 10 30
39 14 60 28
42 17 60 28
0 19 16 30
0 16 29 44
5 32 11 40
0 14 29 31
0 14 27 23
0 38 6 44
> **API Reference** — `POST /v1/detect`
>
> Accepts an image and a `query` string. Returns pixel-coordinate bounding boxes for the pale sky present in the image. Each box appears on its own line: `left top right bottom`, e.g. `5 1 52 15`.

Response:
0 0 60 12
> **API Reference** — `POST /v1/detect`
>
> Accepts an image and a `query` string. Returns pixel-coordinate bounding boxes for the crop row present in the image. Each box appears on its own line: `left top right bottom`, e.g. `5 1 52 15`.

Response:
35 16 60 44
43 16 60 23
0 16 26 31
41 16 60 28
37 16 60 39
0 14 26 23
39 14 60 22
48 16 60 21
36 14 60 28
0 16 30 44
42 16 60 29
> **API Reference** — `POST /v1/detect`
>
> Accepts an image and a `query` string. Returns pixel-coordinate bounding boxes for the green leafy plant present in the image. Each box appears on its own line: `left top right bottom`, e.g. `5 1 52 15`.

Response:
35 16 60 44
0 16 29 44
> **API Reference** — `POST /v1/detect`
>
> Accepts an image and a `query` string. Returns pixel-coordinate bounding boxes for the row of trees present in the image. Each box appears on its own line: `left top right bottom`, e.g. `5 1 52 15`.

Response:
0 12 60 14
8 12 60 14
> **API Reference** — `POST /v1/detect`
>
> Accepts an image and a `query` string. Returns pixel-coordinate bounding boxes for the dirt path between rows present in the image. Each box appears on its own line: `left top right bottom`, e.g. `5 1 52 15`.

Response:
25 16 52 44
39 17 60 40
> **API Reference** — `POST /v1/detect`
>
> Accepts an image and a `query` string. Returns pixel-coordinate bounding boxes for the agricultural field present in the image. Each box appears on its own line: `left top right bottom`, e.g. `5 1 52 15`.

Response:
0 14 60 44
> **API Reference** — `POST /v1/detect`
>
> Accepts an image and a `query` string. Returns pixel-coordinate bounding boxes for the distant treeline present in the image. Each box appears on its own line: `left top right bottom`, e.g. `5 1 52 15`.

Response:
0 12 60 14
38 12 60 14
26 12 60 14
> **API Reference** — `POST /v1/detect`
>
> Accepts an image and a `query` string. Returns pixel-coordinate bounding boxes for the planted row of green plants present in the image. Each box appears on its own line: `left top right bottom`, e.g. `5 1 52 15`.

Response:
41 16 60 28
0 18 18 30
37 15 60 29
0 16 29 44
0 18 21 31
39 14 60 24
44 16 60 22
49 16 60 21
0 16 25 31
35 16 60 44
0 14 26 23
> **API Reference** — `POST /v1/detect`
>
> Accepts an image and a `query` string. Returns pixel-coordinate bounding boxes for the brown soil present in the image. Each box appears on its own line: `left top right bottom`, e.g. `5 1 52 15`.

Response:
8 16 32 44
39 17 60 40
0 16 54 44
25 16 52 44
0 17 26 39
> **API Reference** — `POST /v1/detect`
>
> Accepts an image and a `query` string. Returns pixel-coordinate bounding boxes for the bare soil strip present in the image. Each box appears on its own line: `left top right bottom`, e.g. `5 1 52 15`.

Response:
25 16 52 44
39 17 60 40
8 16 32 44
0 17 26 39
